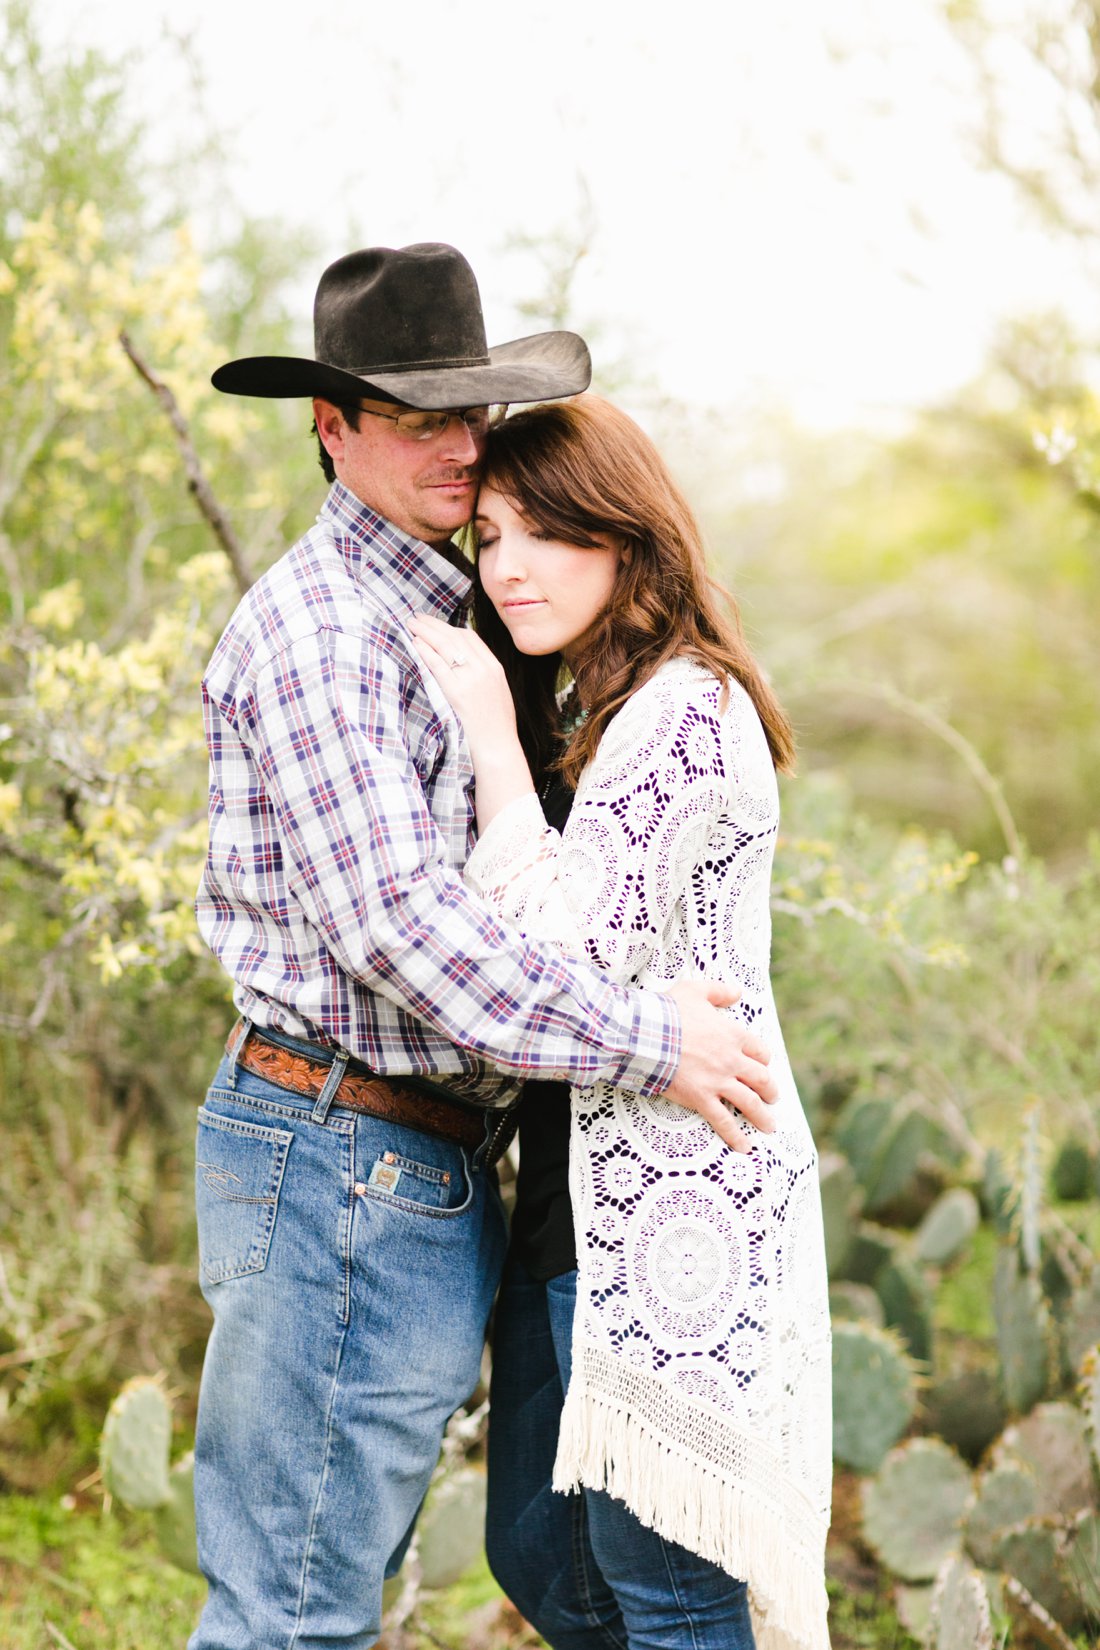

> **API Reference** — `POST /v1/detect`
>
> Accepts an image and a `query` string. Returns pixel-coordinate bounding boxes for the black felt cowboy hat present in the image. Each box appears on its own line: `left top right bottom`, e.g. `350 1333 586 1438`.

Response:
212 242 591 409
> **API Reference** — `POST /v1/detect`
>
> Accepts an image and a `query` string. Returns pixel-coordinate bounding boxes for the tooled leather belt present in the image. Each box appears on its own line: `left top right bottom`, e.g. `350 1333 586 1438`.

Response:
226 1020 503 1157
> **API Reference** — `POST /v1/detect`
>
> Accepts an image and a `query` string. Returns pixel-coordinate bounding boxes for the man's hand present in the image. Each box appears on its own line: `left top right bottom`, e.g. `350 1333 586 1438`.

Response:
662 981 778 1152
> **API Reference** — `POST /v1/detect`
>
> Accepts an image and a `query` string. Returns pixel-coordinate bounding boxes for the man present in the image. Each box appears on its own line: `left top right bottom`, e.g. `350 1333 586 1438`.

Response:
190 242 777 1650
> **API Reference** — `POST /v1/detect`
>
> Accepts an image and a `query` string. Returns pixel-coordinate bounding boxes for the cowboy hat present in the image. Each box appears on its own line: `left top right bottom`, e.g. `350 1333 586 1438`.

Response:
211 242 591 409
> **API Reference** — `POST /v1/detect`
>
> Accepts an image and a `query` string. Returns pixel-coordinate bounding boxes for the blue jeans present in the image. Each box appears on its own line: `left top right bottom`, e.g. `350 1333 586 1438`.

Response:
188 1028 507 1650
485 1259 756 1650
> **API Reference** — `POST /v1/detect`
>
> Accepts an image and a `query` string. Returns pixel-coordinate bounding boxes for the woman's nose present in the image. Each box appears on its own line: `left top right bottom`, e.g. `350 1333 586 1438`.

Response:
491 537 526 582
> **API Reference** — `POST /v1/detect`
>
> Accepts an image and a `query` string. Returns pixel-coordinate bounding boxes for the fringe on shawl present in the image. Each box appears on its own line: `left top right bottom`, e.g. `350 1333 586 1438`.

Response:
552 1380 831 1650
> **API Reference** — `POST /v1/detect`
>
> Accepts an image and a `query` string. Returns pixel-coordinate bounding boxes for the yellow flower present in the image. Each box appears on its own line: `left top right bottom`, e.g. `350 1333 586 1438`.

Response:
0 782 21 833
28 580 85 633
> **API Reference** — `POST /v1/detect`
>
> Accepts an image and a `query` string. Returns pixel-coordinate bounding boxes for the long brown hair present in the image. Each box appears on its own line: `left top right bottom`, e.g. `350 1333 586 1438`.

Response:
472 395 795 786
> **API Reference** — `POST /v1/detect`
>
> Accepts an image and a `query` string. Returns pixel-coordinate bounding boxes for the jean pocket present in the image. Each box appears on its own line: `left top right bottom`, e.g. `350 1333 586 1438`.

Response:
196 1107 294 1284
359 1148 473 1219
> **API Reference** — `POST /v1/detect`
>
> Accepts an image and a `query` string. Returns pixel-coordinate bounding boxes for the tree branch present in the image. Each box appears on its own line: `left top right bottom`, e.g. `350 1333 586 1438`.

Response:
119 331 252 595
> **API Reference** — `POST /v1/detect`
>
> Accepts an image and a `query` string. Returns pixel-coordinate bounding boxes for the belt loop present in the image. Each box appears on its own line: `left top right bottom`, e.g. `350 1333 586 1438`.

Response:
226 1016 251 1091
312 1048 350 1124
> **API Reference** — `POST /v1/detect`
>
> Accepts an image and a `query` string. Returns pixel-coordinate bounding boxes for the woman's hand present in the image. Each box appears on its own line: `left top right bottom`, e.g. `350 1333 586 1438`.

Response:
407 615 516 740
407 613 536 832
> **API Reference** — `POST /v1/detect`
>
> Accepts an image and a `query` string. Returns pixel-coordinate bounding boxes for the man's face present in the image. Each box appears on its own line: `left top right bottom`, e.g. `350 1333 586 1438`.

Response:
313 397 487 549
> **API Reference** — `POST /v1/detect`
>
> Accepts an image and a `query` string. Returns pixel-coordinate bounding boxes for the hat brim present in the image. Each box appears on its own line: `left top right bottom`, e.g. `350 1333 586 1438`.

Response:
211 330 591 408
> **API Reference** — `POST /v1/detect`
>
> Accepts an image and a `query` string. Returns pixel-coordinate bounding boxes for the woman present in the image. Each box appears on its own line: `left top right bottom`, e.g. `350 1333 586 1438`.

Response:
409 395 831 1650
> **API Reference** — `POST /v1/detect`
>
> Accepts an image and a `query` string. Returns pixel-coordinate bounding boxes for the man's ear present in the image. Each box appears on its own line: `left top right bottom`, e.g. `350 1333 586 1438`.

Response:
313 398 346 466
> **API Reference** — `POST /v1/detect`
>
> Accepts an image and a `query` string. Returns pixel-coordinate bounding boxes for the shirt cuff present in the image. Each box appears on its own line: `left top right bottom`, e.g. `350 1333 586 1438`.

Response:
606 988 682 1100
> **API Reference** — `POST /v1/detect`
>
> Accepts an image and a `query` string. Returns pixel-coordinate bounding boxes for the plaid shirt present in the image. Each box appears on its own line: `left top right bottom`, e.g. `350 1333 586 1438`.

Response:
196 483 681 1107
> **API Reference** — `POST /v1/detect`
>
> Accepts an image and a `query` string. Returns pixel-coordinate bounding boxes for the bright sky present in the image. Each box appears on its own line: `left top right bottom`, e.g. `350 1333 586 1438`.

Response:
61 0 1080 427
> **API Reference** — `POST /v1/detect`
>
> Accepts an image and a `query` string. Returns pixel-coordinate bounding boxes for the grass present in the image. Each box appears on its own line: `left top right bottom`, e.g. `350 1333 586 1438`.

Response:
0 1488 924 1650
0 1493 206 1649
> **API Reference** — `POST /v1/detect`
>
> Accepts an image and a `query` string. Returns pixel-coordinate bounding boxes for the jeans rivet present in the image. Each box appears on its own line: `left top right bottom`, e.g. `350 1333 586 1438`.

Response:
383 1151 396 1165
353 1182 367 1196
442 1171 451 1184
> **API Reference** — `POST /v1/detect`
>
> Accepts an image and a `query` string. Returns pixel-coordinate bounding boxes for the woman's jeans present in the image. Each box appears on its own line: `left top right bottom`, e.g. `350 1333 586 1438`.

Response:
188 1032 507 1650
486 1258 756 1650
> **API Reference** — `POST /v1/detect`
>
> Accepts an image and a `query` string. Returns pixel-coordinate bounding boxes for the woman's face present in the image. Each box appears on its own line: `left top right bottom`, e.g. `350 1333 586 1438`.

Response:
475 485 624 668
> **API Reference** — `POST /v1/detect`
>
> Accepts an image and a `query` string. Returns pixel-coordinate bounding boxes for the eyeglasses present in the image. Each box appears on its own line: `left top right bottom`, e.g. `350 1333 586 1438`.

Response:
357 405 491 442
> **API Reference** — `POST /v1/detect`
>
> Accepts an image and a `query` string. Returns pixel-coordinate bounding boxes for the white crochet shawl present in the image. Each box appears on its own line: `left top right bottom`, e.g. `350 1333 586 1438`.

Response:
464 658 832 1650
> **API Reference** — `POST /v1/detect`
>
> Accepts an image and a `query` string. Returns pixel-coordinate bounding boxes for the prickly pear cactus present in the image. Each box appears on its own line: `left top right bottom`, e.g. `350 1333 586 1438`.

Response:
818 1152 861 1279
994 1520 1084 1635
841 1221 899 1287
1051 1139 1094 1202
928 1553 993 1650
992 1401 1096 1521
981 1146 1016 1234
153 1452 199 1575
1080 1346 1100 1478
1065 1508 1100 1617
416 1466 487 1590
912 1187 980 1269
876 1254 934 1366
100 1375 172 1509
1017 1105 1044 1276
861 1437 972 1582
831 1321 917 1476
100 1375 199 1574
827 1281 884 1327
923 1368 1005 1464
1064 1274 1100 1379
861 1099 960 1221
993 1244 1053 1413
962 1462 1036 1568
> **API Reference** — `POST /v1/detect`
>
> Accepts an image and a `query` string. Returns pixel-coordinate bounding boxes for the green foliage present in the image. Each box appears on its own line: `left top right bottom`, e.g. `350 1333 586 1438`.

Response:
0 1492 206 1648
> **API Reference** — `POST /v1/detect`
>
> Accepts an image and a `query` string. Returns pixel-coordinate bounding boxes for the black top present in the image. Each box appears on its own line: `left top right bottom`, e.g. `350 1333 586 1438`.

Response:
507 775 577 1282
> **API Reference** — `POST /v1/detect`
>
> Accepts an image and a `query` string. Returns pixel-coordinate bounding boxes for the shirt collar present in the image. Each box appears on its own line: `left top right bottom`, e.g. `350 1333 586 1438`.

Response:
319 480 473 622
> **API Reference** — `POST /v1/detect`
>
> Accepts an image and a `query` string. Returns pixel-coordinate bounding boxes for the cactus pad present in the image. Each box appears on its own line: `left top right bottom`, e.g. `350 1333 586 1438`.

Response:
861 1437 972 1581
963 1463 1038 1568
928 1553 993 1650
153 1451 199 1574
841 1220 899 1287
912 1187 980 1269
876 1254 934 1366
993 1244 1052 1413
100 1375 172 1509
832 1321 917 1476
1064 1271 1100 1379
819 1152 861 1279
893 1582 933 1642
828 1281 884 1326
1064 1508 1100 1617
992 1401 1097 1520
417 1466 487 1590
1080 1347 1100 1480
1017 1105 1044 1275
995 1520 1084 1635
923 1368 1006 1463
1051 1140 1093 1202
